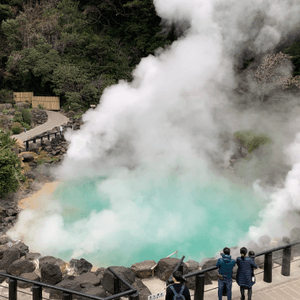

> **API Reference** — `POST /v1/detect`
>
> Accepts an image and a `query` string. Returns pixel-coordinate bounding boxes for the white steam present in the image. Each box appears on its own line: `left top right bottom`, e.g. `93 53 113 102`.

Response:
8 0 300 264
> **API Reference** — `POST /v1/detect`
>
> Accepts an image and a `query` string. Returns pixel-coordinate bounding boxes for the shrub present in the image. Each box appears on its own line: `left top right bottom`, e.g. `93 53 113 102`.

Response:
13 111 23 123
22 109 31 125
38 104 44 109
20 122 30 130
2 109 9 114
0 89 13 104
234 130 272 153
11 126 22 134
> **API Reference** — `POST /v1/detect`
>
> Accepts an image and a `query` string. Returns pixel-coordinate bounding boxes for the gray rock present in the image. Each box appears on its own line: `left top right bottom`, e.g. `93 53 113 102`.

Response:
184 260 201 289
49 279 81 300
0 103 12 110
154 258 188 282
0 249 21 270
132 278 151 300
4 217 15 223
69 258 93 275
11 243 29 257
130 260 156 279
7 259 35 276
102 266 135 294
258 235 272 247
74 271 101 288
94 267 106 276
199 258 217 284
41 264 62 285
0 236 10 245
25 252 41 261
80 286 107 299
17 272 40 289
24 171 36 180
0 245 9 259
39 256 65 268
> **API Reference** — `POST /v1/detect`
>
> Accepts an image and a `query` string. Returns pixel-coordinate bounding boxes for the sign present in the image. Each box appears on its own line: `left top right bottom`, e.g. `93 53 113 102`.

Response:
148 292 164 300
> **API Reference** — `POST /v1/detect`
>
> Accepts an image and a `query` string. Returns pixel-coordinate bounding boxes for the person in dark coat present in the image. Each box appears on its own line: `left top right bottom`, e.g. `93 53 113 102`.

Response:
165 271 191 300
216 247 236 300
236 247 258 300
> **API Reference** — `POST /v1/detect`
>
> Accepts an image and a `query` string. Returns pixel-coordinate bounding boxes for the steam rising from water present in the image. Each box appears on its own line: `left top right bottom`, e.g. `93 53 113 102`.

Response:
8 0 300 265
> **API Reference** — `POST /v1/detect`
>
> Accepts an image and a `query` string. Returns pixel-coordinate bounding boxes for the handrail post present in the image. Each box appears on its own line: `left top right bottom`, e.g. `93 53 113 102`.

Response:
25 141 29 151
48 134 50 140
114 276 120 300
178 264 183 273
9 278 17 300
194 274 204 300
264 252 272 283
62 293 72 300
129 292 139 300
282 246 291 276
32 285 42 300
33 138 36 143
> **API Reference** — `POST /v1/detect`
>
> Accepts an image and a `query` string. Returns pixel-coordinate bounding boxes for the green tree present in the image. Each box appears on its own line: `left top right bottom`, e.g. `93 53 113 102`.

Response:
0 130 24 198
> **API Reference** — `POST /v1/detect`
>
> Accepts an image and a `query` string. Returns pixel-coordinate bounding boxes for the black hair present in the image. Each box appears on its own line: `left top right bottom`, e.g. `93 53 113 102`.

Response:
240 247 247 260
249 250 255 257
223 247 230 255
173 271 186 283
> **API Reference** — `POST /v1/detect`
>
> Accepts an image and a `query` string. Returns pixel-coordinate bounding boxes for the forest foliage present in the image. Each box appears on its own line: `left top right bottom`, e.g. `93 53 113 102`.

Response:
0 0 176 111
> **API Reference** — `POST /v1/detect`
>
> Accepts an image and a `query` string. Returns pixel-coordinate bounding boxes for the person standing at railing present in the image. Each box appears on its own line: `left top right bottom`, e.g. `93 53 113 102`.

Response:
165 271 191 300
236 247 258 300
216 247 236 300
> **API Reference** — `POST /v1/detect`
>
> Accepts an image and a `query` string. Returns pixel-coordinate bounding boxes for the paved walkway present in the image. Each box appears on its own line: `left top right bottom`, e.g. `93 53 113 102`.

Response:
11 110 69 143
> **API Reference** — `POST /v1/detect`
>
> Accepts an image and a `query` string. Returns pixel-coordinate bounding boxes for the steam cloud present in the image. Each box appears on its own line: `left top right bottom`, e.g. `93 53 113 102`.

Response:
8 0 300 264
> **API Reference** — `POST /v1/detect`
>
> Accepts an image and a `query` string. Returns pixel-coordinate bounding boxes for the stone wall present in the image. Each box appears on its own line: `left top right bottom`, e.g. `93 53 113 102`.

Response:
31 110 48 127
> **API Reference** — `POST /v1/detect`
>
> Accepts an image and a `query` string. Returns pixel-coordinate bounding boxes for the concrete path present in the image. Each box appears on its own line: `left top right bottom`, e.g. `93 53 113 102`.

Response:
11 110 69 143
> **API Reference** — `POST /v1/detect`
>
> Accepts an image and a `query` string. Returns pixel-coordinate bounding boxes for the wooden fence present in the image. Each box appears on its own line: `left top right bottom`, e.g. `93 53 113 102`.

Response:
13 92 60 110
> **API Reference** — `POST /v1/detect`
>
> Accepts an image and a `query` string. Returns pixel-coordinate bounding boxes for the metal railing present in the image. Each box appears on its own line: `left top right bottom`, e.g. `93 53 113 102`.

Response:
23 125 73 151
0 267 139 300
166 241 300 300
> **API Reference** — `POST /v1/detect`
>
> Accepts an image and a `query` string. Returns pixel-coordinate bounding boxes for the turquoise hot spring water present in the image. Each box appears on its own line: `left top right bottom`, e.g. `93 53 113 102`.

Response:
49 173 266 268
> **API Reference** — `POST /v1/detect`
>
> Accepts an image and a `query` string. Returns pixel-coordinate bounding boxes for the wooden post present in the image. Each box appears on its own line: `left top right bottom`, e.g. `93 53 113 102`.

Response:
48 134 50 140
25 141 29 151
33 138 36 143
194 274 205 300
264 252 272 283
32 285 42 300
178 265 183 273
9 278 17 300
114 276 120 300
282 246 291 276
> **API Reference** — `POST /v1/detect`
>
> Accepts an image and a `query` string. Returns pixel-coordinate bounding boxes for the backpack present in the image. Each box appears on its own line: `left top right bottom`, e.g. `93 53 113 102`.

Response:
169 285 186 300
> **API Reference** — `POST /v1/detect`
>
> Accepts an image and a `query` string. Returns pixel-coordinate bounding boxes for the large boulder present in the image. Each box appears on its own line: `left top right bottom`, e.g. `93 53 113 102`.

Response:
41 263 62 285
15 102 30 110
0 236 10 245
74 271 101 288
132 278 151 300
102 266 135 294
0 249 21 270
154 258 188 282
7 259 36 276
69 258 93 274
0 245 9 259
199 258 218 284
290 227 300 255
11 242 29 257
49 279 81 300
80 286 107 299
258 235 272 247
184 260 201 290
39 256 65 268
94 267 106 276
130 260 156 279
25 252 41 261
17 272 40 289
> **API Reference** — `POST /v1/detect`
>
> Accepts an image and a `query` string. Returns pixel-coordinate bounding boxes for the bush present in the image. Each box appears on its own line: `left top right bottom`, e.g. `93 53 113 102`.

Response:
11 126 22 134
22 109 31 125
38 104 45 109
234 130 272 153
2 109 9 114
0 89 13 104
20 122 30 130
13 111 23 123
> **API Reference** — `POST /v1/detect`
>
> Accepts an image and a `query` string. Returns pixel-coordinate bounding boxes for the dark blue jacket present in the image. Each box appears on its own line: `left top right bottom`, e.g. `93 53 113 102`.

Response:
216 254 236 279
236 257 258 288
166 283 191 300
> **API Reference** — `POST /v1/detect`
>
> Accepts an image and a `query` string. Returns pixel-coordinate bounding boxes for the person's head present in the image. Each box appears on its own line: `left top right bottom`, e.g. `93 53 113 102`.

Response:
240 247 247 259
223 247 230 255
249 250 255 258
172 271 186 283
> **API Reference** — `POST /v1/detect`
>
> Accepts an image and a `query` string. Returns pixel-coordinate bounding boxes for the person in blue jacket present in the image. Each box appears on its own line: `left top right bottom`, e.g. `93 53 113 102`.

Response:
216 247 236 300
236 247 258 300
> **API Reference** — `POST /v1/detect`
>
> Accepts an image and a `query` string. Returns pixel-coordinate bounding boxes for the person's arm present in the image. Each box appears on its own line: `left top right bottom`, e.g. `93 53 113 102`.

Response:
184 287 191 300
251 259 258 269
165 287 172 300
